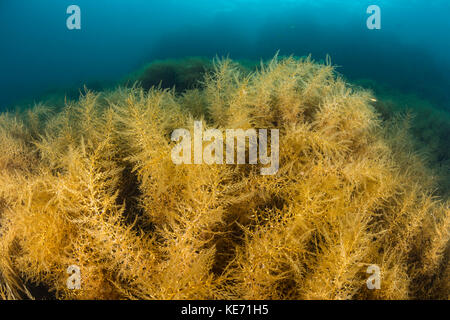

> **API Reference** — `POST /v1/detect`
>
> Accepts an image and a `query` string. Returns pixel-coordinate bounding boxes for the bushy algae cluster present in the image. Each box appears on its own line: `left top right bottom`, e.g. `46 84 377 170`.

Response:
0 56 448 300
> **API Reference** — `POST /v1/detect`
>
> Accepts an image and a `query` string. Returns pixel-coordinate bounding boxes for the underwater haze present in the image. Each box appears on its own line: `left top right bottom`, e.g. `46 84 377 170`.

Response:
1 0 450 110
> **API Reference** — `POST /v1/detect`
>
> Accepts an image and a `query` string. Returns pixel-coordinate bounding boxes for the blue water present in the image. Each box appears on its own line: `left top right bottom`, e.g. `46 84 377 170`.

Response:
1 0 450 110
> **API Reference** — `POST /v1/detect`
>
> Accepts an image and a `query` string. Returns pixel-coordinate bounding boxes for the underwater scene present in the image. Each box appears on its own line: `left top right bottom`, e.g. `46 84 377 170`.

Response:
0 0 449 300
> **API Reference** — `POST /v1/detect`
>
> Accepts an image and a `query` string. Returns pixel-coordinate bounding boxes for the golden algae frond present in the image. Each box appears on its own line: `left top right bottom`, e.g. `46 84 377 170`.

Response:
0 56 448 300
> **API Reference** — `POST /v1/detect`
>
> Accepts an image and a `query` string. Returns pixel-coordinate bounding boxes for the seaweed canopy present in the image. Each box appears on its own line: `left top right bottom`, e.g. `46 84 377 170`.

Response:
0 55 448 300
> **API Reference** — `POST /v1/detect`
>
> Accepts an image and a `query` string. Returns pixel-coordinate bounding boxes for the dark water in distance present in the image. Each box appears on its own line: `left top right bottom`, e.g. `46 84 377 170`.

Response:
1 0 449 110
